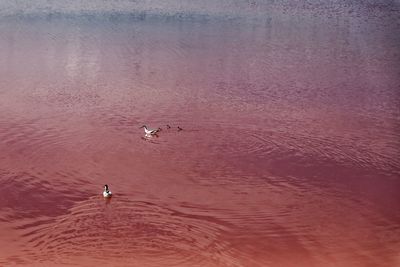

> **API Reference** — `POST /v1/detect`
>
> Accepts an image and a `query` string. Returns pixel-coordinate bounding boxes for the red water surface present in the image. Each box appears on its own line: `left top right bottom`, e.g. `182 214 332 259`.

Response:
0 14 399 266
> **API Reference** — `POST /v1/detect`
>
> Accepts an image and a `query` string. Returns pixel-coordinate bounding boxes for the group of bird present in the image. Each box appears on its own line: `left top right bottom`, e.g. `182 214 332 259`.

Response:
140 124 182 137
102 124 183 198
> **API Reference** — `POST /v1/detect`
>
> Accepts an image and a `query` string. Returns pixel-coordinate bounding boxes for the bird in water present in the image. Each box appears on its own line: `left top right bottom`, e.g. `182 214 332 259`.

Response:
103 184 112 198
140 125 161 136
166 124 182 131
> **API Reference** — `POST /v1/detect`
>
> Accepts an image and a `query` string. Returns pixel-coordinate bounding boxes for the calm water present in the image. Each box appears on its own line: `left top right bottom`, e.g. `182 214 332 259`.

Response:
0 7 399 267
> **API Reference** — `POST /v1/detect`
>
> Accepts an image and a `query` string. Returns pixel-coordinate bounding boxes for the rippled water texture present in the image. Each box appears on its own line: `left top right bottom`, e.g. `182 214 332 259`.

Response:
0 6 400 267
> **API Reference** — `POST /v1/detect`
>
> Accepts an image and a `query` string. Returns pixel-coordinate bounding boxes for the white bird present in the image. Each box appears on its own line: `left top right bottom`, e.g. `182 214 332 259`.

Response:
140 125 160 136
103 184 112 198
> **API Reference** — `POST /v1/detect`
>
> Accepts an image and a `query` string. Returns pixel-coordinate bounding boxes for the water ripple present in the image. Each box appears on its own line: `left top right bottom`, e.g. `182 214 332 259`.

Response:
12 197 239 266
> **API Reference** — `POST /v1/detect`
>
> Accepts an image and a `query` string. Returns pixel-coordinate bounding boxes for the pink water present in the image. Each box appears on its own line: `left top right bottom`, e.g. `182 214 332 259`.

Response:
0 13 399 266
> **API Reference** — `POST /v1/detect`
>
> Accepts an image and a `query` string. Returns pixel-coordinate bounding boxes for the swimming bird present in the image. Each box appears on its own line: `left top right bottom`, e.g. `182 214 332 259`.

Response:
103 184 112 198
177 126 183 131
140 125 160 136
166 124 171 129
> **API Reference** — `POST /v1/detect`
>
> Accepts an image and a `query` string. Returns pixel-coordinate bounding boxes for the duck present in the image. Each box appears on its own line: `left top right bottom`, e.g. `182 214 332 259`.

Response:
103 184 112 198
140 125 161 136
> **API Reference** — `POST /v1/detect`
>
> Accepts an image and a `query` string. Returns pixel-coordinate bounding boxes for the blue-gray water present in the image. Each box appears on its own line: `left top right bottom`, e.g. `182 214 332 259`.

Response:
1 0 400 20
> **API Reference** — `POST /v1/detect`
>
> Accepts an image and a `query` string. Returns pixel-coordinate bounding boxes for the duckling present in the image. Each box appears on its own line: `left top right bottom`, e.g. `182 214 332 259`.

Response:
103 184 112 198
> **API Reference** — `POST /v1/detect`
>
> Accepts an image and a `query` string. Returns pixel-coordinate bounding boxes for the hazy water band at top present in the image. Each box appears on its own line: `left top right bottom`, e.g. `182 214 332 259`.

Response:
1 0 400 20
0 1 399 266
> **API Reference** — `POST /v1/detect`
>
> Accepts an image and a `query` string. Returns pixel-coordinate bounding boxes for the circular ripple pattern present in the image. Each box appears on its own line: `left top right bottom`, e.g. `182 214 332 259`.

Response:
13 197 237 266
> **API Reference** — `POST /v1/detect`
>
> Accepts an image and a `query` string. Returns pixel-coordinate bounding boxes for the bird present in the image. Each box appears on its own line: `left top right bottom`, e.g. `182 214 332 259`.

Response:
177 126 183 131
166 124 171 129
103 184 112 198
139 125 161 136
